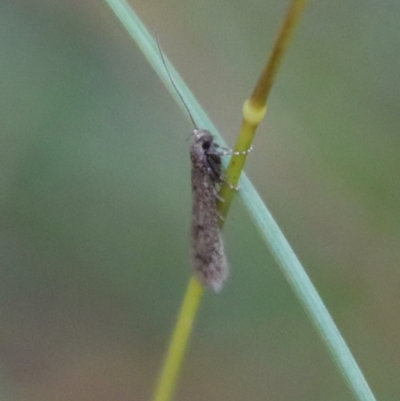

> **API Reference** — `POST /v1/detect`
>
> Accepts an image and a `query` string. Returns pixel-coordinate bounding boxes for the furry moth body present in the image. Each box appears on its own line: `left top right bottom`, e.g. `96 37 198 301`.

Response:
190 129 228 292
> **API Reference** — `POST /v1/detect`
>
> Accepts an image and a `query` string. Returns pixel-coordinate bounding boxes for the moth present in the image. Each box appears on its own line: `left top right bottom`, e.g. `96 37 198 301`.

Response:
156 36 251 291
190 128 228 291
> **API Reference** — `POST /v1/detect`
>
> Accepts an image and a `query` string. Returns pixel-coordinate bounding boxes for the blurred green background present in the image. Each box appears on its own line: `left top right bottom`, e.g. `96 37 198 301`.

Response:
0 0 399 400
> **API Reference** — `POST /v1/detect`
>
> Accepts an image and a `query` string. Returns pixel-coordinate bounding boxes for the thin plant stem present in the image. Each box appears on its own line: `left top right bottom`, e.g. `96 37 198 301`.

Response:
152 277 203 401
250 0 309 108
218 0 309 218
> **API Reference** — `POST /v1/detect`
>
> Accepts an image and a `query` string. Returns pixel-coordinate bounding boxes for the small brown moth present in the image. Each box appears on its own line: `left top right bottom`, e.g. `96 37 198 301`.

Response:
189 130 250 290
190 129 228 291
156 36 251 291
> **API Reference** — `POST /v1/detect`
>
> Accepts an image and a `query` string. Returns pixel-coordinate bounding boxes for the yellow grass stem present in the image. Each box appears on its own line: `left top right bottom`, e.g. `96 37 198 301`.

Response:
251 0 309 108
152 277 203 401
152 1 309 400
218 0 309 218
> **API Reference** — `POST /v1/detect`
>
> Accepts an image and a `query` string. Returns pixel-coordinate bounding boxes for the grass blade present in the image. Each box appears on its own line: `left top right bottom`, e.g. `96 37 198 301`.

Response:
239 177 376 401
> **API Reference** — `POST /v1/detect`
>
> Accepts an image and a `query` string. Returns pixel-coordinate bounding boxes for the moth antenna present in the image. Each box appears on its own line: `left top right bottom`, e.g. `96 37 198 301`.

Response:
155 31 198 130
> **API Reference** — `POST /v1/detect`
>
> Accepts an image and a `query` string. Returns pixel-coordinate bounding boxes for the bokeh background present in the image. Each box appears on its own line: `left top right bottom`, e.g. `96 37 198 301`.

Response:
0 0 399 400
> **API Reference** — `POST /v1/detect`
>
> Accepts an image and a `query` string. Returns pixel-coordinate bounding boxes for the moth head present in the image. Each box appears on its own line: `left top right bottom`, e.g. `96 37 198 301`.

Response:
193 129 214 150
